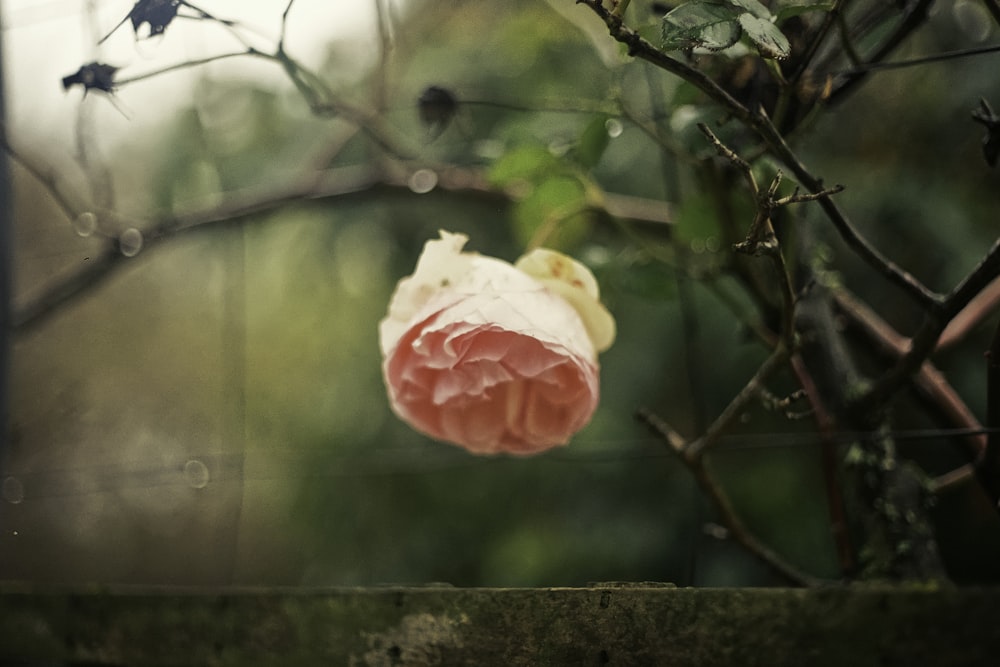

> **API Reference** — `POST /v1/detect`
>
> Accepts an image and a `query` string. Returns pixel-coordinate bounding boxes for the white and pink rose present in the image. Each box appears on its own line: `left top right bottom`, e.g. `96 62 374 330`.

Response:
379 231 615 455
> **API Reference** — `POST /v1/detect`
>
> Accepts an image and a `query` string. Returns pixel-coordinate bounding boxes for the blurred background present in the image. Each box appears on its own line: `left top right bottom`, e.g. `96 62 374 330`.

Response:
1 0 999 587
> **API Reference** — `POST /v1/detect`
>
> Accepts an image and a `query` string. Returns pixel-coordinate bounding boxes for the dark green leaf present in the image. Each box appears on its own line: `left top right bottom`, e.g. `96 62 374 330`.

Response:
728 0 772 19
738 13 790 59
662 0 743 51
488 145 560 187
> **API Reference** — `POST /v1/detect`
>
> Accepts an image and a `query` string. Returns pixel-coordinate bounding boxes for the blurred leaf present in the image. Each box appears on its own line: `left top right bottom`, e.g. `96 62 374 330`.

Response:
513 175 590 249
674 192 722 243
662 1 742 52
489 144 561 187
575 115 612 170
610 251 678 301
738 14 790 59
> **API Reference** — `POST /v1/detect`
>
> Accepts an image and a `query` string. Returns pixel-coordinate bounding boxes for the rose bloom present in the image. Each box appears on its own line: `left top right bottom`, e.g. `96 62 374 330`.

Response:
379 231 615 455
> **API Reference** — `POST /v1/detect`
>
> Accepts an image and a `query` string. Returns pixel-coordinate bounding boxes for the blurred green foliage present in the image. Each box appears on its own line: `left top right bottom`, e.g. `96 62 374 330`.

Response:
4 0 1000 588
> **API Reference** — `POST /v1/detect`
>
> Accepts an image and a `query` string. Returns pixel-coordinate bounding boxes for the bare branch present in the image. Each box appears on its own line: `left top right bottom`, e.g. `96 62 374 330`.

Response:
636 402 822 587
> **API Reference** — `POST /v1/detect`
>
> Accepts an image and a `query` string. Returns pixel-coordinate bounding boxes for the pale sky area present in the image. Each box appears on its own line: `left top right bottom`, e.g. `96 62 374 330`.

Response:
1 1 379 158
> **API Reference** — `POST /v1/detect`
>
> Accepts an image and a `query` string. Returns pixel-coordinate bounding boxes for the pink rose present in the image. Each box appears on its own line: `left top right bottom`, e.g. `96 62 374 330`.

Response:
379 231 615 455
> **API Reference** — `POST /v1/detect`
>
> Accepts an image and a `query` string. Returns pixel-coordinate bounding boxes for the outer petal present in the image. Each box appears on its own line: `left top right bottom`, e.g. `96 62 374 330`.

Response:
515 248 616 352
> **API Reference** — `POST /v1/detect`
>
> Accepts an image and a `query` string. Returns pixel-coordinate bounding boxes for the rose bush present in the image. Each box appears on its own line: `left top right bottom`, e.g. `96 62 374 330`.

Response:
379 230 615 455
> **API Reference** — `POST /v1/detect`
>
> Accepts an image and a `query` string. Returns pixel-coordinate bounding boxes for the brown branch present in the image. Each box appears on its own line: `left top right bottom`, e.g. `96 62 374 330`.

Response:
834 289 986 470
790 353 857 577
937 277 1000 351
981 321 1000 510
861 238 1000 410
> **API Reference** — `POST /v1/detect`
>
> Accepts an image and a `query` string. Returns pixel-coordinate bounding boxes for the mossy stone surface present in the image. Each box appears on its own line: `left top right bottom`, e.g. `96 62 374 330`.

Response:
0 585 997 666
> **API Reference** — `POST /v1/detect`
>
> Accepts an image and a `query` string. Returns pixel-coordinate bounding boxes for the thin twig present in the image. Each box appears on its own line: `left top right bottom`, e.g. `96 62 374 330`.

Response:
636 406 822 586
828 0 935 103
2 138 82 223
8 160 674 333
687 344 792 460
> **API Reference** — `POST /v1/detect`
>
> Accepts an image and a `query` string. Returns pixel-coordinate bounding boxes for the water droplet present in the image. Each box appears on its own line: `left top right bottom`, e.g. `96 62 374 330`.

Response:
119 228 144 257
408 169 438 194
184 459 210 489
605 118 624 138
3 476 24 504
73 212 98 237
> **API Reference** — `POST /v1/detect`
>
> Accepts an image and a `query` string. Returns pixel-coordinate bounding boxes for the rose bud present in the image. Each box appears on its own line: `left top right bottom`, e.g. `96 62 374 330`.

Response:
379 230 615 455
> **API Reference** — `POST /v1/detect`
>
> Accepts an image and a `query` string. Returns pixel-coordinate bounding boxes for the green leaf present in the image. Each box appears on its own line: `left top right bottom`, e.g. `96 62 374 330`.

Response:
512 176 591 249
575 115 612 170
488 144 560 187
728 0 772 19
738 13 790 59
662 0 742 52
774 1 834 21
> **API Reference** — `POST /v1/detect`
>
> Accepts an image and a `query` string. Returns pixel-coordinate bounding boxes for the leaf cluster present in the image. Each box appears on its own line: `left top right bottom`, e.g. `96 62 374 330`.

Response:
661 0 796 59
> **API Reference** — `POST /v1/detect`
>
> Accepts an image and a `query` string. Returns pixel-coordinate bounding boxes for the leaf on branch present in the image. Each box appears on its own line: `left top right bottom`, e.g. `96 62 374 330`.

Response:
727 0 771 19
662 1 743 52
61 62 119 94
738 13 790 59
661 0 791 59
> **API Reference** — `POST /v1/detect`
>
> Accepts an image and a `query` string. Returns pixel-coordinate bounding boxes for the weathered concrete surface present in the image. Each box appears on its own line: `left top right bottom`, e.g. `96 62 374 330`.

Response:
0 585 997 666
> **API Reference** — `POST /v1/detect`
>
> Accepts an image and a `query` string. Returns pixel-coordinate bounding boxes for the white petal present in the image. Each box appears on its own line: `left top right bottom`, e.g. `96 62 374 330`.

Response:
515 248 616 352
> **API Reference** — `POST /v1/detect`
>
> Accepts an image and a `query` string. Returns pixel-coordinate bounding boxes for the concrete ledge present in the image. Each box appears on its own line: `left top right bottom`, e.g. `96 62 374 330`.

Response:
0 584 997 665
